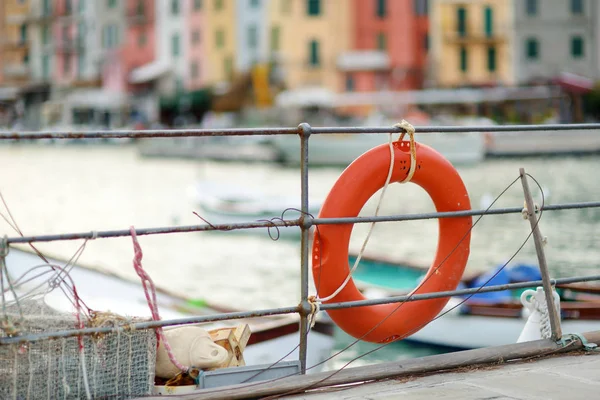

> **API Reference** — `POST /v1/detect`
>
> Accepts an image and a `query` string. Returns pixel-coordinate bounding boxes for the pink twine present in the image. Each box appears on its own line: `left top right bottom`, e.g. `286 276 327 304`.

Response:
130 226 188 373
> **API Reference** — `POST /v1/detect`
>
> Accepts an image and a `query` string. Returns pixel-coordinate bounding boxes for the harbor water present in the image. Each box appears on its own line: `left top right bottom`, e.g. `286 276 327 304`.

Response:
1 142 599 370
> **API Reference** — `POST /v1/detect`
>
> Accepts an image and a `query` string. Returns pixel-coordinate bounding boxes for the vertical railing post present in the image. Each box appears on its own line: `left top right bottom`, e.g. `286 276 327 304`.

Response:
519 168 562 341
298 123 312 373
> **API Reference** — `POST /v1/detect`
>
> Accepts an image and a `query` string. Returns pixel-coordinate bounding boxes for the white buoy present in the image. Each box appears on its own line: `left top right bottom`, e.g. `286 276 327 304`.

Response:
517 287 561 343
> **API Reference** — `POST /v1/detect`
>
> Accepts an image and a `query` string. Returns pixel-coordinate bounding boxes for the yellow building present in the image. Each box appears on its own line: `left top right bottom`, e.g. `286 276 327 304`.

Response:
0 0 31 87
430 0 514 87
204 0 237 85
268 0 351 93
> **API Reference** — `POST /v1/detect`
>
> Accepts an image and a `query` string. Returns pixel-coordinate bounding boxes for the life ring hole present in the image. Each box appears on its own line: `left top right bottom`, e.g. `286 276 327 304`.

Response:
349 184 439 299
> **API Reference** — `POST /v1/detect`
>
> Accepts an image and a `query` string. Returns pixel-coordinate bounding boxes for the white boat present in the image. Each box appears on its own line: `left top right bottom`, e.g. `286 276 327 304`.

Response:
485 127 600 157
190 181 323 239
4 248 335 371
270 113 486 167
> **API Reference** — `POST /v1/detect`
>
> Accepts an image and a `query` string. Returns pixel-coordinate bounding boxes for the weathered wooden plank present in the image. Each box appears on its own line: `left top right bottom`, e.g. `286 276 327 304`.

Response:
144 330 600 400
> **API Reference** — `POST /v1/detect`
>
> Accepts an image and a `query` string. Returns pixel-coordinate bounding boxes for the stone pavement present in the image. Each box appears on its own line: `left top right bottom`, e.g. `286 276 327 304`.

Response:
282 352 600 400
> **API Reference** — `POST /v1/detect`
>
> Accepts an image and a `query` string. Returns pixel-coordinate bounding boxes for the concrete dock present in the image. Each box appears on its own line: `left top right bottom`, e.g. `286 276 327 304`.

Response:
283 352 600 400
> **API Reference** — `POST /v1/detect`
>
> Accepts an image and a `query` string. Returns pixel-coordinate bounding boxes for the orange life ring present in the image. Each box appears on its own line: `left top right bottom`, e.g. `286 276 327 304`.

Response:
312 140 472 343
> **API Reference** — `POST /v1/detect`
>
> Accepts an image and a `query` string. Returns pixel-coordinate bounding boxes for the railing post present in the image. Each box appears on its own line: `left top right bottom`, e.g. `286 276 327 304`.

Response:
519 168 562 341
298 123 312 373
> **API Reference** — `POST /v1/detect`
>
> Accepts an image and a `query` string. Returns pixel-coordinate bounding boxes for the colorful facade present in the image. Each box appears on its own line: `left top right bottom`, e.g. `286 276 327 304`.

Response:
268 0 352 93
204 0 237 85
342 0 429 93
430 0 514 87
0 0 31 87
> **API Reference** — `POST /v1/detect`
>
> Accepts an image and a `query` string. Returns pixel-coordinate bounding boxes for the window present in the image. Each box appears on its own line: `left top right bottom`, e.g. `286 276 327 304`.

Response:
20 24 27 44
571 36 584 58
62 25 69 42
571 0 583 14
216 29 224 48
23 52 29 64
64 54 71 74
224 56 233 79
526 38 538 59
309 39 319 66
215 0 223 10
484 7 493 37
487 46 496 72
307 0 320 16
424 34 429 51
414 0 428 16
42 0 52 15
526 0 537 16
194 0 202 10
172 34 180 57
65 0 72 13
77 52 85 77
191 61 199 79
459 46 467 72
42 54 50 79
41 25 50 45
271 26 280 51
171 0 179 14
79 0 85 13
346 75 354 91
107 0 116 8
457 7 466 36
192 30 201 45
136 0 145 14
138 32 147 47
376 33 386 50
77 22 85 47
102 25 119 48
248 25 257 49
250 0 260 7
376 0 386 18
175 78 184 93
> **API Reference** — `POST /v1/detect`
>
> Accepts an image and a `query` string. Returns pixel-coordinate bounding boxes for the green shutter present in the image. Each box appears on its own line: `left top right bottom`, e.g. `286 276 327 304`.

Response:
377 0 386 18
484 7 493 37
487 46 496 72
460 47 467 72
309 40 319 66
271 26 280 51
376 33 386 50
571 36 584 58
308 0 320 16
172 34 180 57
457 7 466 37
526 38 538 59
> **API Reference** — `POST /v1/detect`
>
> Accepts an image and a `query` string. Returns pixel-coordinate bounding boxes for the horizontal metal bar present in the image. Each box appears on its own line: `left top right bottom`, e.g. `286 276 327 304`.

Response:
320 274 600 311
1 123 599 140
1 274 598 345
6 201 600 244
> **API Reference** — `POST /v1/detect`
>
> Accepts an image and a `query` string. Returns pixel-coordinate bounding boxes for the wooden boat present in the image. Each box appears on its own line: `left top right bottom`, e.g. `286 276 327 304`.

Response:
5 248 335 372
348 253 600 349
190 181 323 239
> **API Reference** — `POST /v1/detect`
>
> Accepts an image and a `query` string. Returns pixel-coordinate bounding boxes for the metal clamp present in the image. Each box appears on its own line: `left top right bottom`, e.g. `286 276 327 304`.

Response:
558 333 598 351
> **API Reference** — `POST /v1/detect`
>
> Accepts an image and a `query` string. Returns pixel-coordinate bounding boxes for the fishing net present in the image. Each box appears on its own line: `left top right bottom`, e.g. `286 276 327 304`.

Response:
0 299 157 400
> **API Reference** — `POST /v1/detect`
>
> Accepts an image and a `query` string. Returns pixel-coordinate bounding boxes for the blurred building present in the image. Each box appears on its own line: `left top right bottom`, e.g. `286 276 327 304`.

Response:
513 0 596 84
268 0 352 93
429 0 515 87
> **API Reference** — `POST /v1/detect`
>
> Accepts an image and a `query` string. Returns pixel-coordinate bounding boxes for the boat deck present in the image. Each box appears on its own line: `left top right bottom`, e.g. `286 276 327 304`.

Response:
283 352 600 400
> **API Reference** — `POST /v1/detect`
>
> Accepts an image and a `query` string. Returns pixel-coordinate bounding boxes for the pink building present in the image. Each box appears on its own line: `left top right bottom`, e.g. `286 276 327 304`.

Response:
342 0 429 93
185 0 205 91
53 0 79 85
124 0 156 91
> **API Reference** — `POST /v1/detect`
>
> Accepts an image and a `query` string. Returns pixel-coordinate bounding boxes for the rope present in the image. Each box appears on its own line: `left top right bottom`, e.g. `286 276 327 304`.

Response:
314 120 417 306
130 226 188 373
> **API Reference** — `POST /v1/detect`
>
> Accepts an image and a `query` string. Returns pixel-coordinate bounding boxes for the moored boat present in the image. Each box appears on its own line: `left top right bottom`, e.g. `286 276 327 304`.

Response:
348 253 600 349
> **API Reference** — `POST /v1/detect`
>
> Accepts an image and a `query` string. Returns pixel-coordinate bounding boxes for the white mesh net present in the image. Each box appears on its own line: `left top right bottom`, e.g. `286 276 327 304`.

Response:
0 299 157 400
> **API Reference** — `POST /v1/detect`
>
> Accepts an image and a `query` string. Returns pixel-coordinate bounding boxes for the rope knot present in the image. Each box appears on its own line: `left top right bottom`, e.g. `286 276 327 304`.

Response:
393 120 417 184
307 295 321 329
0 235 9 257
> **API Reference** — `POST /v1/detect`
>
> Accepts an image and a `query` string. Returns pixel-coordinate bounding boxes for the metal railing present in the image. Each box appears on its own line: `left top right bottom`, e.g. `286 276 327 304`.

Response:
1 123 599 388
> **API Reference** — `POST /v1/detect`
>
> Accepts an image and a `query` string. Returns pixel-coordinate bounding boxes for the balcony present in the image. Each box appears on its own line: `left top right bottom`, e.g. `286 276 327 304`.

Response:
443 26 509 44
27 6 54 22
4 64 30 78
55 40 83 54
127 9 153 25
2 39 29 50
